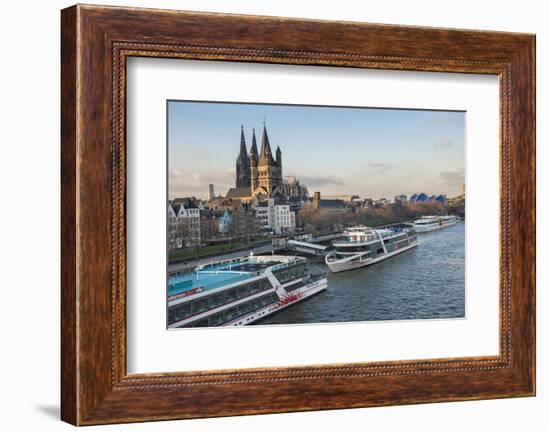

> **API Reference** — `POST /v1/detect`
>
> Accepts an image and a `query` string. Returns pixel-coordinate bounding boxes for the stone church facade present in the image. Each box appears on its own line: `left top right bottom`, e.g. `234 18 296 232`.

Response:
230 124 285 201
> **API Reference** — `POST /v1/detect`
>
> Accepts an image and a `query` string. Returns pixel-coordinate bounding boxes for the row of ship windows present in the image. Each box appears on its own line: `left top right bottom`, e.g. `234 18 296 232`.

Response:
273 264 305 284
340 246 385 253
168 279 273 323
180 292 279 327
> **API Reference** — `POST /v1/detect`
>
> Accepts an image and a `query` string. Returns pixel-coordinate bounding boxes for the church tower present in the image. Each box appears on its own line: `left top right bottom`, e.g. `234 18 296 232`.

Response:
249 128 259 194
275 144 282 184
235 125 251 188
257 124 282 195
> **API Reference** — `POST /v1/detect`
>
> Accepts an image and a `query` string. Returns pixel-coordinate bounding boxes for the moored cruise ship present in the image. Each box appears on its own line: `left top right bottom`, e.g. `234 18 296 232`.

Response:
167 255 327 328
412 215 459 233
325 226 418 273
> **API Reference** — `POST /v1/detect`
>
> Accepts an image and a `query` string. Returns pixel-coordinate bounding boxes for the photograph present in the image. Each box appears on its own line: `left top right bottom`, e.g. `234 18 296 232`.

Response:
166 101 466 329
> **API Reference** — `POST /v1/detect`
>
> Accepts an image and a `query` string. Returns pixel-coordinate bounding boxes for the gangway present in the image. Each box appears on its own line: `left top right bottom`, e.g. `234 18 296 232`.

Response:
287 240 328 256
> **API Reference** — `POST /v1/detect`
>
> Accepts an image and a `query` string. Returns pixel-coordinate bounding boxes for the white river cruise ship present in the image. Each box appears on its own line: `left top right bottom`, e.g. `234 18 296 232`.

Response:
168 255 327 328
412 215 459 233
325 226 418 273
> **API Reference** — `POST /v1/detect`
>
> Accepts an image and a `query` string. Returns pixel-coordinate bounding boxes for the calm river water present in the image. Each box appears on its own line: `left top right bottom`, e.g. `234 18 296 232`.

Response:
259 222 465 325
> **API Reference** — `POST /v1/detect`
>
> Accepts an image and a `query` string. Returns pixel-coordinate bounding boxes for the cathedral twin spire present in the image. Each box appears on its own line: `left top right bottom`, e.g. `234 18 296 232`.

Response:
250 127 258 161
240 124 279 163
259 126 274 166
235 125 251 188
239 125 247 157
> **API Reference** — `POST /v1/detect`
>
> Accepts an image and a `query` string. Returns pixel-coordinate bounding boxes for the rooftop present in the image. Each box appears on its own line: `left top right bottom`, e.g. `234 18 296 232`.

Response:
225 187 251 199
171 197 199 209
318 199 347 208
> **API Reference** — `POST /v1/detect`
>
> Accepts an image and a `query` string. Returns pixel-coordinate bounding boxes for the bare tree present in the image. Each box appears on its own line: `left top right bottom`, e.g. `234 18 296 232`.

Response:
229 210 258 243
298 201 450 232
200 217 218 242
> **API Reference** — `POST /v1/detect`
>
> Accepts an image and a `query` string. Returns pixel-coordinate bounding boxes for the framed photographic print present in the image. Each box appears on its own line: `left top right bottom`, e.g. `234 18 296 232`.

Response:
61 4 536 425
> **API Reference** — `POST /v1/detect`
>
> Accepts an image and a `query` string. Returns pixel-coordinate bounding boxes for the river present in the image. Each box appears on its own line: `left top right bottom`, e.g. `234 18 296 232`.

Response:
259 222 465 325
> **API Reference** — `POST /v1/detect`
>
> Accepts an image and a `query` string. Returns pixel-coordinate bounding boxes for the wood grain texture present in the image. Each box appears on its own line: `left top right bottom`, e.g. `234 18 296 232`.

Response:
60 4 536 425
60 5 78 425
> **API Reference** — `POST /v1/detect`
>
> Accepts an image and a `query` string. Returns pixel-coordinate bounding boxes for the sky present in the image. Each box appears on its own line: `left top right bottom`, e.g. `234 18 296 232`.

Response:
168 100 465 201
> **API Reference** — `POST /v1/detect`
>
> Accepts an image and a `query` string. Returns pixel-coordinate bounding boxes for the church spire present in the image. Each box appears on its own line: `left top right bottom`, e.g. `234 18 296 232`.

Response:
239 124 247 156
276 144 282 167
259 124 274 166
235 124 251 188
249 128 258 160
249 128 259 193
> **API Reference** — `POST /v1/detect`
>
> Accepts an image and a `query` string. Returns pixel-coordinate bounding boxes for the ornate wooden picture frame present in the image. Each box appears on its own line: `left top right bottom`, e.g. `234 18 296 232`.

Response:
61 4 535 425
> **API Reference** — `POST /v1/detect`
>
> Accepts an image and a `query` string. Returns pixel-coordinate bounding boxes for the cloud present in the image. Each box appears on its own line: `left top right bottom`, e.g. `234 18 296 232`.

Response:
169 169 234 198
368 162 393 173
439 168 465 187
298 175 345 188
434 138 455 151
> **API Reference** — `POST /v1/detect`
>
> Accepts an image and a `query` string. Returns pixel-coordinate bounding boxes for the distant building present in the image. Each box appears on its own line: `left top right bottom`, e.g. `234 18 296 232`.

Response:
167 205 178 250
409 192 447 204
168 199 201 249
224 186 254 204
205 195 224 210
208 184 215 201
359 197 374 209
273 202 296 235
413 192 429 203
227 124 284 200
311 191 348 214
429 194 447 204
287 195 306 214
255 203 269 232
394 194 408 203
226 124 309 205
255 198 296 235
199 209 219 241
448 188 465 208
254 126 283 197
323 194 359 203
204 193 249 211
447 190 465 217
217 209 232 234
280 176 309 200
172 196 205 210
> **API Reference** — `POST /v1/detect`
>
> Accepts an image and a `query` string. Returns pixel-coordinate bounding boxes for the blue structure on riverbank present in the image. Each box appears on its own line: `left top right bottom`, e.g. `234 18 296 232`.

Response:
409 192 447 204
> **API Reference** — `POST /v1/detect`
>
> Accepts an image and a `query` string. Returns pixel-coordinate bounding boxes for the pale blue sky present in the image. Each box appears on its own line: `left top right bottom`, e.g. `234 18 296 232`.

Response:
168 101 465 200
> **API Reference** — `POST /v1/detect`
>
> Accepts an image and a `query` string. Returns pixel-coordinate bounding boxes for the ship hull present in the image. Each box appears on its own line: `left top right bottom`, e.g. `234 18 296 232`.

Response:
413 217 459 233
168 255 328 328
226 278 328 326
326 241 418 273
